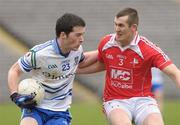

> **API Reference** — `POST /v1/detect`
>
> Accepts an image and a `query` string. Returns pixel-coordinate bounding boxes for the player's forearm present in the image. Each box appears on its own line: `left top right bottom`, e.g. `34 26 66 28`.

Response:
79 50 98 68
163 64 180 88
77 61 105 74
8 63 22 94
170 70 180 88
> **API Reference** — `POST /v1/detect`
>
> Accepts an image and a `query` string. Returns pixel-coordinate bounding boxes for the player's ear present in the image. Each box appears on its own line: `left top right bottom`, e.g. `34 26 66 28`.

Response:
131 24 138 32
60 32 67 39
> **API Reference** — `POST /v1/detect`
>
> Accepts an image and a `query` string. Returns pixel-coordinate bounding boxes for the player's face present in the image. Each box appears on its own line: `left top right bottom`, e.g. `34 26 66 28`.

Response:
65 26 85 51
114 16 135 47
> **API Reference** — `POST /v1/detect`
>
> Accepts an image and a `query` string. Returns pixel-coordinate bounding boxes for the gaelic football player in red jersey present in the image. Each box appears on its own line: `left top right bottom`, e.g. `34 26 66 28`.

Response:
77 8 180 125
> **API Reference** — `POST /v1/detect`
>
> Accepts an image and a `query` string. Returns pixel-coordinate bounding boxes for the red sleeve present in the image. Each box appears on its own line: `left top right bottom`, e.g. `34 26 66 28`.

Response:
98 44 104 62
97 35 112 62
150 44 172 70
139 38 172 70
153 53 172 70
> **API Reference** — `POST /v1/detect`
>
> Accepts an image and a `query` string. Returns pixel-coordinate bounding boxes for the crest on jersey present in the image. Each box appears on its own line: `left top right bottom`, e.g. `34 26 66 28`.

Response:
133 58 139 64
25 52 31 57
74 56 79 65
130 58 139 65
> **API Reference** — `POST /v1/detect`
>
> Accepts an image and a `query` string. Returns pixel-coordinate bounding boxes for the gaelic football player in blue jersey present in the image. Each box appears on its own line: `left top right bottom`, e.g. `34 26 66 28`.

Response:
8 13 97 125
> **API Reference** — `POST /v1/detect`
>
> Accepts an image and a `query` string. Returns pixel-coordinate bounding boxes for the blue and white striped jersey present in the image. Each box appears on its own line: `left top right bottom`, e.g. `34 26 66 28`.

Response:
18 39 84 111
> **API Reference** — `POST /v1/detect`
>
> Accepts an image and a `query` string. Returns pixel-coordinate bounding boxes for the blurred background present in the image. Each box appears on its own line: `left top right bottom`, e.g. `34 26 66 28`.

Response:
0 0 180 125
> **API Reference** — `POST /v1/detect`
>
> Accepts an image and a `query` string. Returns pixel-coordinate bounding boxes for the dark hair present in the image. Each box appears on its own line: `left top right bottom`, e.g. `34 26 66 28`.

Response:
56 13 86 37
116 8 139 27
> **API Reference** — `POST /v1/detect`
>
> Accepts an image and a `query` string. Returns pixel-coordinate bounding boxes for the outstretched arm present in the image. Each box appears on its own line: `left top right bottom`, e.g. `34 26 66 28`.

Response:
77 60 105 74
77 50 105 74
78 50 98 68
162 64 180 87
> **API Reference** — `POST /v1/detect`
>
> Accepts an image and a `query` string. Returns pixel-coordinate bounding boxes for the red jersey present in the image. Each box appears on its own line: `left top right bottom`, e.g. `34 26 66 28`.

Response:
98 33 172 102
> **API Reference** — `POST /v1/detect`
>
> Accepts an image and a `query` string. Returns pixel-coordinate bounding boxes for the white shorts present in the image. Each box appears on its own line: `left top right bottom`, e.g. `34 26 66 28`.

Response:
103 97 161 125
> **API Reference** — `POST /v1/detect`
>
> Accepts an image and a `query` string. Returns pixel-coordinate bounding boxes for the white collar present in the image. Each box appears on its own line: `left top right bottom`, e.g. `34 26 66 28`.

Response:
106 32 144 59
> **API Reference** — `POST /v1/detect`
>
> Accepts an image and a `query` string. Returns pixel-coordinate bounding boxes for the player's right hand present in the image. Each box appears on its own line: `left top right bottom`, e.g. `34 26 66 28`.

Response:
10 92 37 109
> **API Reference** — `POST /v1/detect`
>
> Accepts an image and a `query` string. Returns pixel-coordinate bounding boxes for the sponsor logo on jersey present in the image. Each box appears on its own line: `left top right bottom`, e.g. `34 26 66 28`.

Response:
111 68 131 81
110 67 133 89
62 60 70 64
42 72 75 80
116 55 127 59
111 81 133 89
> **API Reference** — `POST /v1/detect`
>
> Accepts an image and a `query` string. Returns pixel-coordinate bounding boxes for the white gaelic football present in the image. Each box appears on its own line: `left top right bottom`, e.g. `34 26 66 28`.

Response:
18 78 45 104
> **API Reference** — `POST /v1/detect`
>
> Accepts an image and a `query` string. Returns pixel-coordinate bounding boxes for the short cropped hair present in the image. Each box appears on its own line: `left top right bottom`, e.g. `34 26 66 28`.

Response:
116 8 139 27
56 13 86 37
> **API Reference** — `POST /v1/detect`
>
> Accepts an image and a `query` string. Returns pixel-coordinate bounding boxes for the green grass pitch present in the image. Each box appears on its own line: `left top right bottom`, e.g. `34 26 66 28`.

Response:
0 101 180 125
